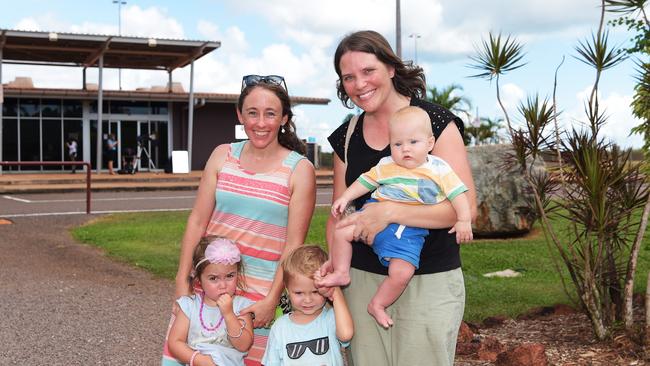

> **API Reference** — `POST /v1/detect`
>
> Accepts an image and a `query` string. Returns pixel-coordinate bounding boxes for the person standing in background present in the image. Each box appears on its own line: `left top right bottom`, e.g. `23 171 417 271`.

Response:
66 137 78 174
105 133 118 175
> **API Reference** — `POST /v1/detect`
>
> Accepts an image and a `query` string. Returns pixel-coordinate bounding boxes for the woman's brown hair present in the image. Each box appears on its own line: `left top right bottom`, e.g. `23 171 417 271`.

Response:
238 83 306 155
333 30 426 109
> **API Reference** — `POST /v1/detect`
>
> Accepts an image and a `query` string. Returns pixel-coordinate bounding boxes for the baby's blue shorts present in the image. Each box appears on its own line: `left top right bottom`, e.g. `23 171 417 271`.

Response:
364 199 429 269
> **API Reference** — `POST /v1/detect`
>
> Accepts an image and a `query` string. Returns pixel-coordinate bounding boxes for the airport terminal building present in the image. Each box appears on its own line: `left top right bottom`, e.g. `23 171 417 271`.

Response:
0 29 329 172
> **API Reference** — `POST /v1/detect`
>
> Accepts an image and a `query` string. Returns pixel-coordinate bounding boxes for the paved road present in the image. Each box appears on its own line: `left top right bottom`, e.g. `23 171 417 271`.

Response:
1 188 333 217
0 215 174 365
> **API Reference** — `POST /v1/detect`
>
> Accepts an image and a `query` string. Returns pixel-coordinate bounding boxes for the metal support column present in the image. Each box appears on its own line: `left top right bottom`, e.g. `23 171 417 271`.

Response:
0 46 4 175
187 59 195 170
168 70 172 92
83 67 87 90
96 55 104 174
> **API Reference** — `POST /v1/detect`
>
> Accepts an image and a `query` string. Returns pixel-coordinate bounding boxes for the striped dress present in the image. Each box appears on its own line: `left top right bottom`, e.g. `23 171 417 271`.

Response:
205 141 304 366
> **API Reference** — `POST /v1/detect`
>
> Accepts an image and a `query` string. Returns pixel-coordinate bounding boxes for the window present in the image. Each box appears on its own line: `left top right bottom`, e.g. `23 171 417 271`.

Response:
2 99 18 116
2 118 18 166
19 99 40 117
41 99 62 118
110 100 149 115
63 100 82 117
151 102 168 115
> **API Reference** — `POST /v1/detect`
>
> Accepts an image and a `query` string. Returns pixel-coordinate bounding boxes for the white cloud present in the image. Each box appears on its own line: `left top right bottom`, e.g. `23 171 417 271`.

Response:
500 82 525 115
14 17 42 31
120 5 184 39
224 0 603 62
225 0 393 48
14 13 69 32
598 93 644 149
562 86 642 148
13 6 184 39
197 20 248 54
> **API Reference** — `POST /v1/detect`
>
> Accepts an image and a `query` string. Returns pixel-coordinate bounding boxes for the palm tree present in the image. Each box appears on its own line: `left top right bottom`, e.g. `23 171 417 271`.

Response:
426 84 472 121
468 33 526 133
464 117 504 146
605 0 650 332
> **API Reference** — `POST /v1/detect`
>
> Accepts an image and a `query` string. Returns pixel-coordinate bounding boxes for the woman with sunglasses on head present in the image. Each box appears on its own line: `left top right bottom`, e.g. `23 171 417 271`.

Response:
320 30 477 366
163 75 316 366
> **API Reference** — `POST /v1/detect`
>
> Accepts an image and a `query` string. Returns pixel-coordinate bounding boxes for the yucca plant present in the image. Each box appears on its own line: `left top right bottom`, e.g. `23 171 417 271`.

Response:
575 31 627 136
630 61 650 154
606 0 649 54
605 0 650 332
471 0 650 340
469 32 526 133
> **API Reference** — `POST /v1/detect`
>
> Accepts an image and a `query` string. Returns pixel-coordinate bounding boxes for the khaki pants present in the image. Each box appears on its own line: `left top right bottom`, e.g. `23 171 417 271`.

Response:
343 267 465 366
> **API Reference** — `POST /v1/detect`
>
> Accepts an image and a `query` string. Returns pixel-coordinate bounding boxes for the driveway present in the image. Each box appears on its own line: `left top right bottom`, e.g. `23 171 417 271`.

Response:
0 215 173 365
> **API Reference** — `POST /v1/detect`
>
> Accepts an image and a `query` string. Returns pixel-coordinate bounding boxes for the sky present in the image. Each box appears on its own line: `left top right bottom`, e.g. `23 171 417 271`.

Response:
0 0 646 151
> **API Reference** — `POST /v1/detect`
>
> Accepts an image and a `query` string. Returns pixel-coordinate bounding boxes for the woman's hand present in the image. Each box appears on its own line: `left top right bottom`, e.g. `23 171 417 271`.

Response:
313 270 336 299
318 259 334 277
336 201 392 244
316 260 337 298
240 297 277 328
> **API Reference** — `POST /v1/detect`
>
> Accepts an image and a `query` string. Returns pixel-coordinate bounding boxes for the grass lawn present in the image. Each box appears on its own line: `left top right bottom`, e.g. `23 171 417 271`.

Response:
72 206 650 322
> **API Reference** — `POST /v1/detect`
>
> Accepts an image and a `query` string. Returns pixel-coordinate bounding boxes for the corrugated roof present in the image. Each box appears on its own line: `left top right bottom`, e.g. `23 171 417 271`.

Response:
0 28 220 70
2 85 330 106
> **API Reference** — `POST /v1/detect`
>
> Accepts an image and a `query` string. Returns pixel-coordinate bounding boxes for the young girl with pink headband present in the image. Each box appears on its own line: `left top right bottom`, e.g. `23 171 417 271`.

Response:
168 236 254 366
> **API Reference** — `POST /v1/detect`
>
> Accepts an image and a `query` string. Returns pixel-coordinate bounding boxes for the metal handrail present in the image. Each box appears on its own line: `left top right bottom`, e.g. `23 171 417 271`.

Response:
0 161 92 214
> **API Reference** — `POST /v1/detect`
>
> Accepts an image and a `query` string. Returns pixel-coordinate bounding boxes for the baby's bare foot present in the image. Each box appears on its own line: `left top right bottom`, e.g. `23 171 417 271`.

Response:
315 271 350 288
367 302 393 329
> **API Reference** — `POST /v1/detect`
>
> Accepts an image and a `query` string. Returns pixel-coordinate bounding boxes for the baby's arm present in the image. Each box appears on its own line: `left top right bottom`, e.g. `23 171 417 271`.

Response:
331 181 371 217
448 192 473 243
331 287 354 342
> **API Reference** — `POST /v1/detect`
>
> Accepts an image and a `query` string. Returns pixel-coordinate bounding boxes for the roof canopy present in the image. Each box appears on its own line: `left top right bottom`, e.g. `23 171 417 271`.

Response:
0 29 220 71
2 86 330 105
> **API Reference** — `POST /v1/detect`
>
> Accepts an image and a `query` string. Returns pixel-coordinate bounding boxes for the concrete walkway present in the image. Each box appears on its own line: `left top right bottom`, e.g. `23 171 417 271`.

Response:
0 170 333 193
0 215 173 365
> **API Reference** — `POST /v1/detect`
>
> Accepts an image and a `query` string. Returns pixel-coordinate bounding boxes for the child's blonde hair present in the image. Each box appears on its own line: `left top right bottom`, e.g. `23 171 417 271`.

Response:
282 245 328 286
390 105 434 137
192 235 247 292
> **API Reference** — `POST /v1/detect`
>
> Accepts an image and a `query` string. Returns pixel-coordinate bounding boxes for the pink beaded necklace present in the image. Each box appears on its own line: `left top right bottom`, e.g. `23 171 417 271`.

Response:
199 293 224 332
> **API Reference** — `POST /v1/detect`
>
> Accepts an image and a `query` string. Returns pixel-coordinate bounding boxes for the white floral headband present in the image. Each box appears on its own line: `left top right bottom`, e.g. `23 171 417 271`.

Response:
195 238 241 269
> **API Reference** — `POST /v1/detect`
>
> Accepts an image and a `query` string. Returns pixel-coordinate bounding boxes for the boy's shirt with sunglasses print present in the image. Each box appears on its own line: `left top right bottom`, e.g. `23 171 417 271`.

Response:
262 305 349 366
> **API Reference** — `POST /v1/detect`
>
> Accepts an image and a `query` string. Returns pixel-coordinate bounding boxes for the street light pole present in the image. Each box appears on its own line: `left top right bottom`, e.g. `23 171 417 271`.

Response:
409 33 421 64
113 0 126 90
396 0 402 58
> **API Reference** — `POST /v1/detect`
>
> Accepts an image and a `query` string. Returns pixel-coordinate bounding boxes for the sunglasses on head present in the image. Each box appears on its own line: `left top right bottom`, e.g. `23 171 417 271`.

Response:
285 337 329 359
241 74 288 92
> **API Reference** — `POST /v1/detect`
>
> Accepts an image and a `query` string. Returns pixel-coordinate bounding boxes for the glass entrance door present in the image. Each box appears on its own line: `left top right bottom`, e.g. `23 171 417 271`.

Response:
90 118 167 172
137 120 168 172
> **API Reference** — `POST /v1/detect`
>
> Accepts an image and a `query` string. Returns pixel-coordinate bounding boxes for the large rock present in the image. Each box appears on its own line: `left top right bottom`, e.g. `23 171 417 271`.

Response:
467 144 541 237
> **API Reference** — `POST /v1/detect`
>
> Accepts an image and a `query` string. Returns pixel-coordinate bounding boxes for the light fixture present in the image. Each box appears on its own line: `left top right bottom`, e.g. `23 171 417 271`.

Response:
148 38 157 47
48 32 58 42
